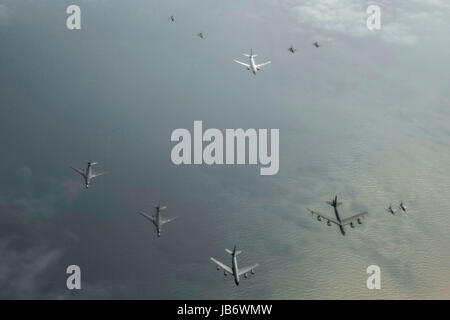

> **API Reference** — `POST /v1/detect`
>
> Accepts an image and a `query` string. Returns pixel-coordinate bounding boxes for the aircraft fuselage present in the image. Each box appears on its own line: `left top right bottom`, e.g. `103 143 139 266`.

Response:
333 207 345 236
250 57 258 75
155 209 162 237
231 254 240 285
84 163 93 188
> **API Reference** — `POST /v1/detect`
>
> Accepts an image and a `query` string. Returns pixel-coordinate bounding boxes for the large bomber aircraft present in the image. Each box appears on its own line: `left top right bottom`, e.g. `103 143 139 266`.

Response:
307 196 368 236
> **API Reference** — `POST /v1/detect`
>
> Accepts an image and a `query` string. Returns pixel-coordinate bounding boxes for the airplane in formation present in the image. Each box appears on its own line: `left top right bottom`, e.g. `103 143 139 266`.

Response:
399 201 407 214
139 204 176 237
387 202 407 215
288 45 296 53
386 204 397 215
69 161 107 189
234 49 271 75
307 196 368 236
210 246 259 286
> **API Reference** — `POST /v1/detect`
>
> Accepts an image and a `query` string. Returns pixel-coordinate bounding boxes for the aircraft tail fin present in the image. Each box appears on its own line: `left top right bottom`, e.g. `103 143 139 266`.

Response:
225 249 242 256
326 201 342 207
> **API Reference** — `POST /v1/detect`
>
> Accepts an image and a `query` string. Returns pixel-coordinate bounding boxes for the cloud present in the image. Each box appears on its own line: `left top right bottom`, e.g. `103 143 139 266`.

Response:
290 0 449 45
0 4 9 24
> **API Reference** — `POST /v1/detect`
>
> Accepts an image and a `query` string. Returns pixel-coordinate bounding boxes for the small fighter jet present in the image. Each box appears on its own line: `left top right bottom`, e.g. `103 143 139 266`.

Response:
139 204 176 237
313 41 320 48
197 32 204 39
70 161 107 189
386 205 397 215
288 46 296 53
210 246 259 286
234 49 271 75
307 196 368 236
170 15 175 22
399 201 407 214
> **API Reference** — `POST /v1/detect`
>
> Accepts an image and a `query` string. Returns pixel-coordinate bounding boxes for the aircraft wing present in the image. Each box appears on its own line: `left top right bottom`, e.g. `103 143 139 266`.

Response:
139 211 157 226
161 217 177 225
210 257 232 274
70 166 86 178
256 61 271 68
238 264 259 276
307 209 341 225
92 171 108 178
234 60 250 68
341 212 368 226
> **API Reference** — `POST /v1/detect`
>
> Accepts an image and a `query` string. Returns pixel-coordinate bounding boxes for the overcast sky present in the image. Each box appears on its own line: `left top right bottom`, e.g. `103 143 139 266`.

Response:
0 0 449 299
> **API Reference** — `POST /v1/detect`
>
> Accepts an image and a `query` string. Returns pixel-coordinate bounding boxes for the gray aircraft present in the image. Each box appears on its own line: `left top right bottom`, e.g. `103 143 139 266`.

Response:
307 196 368 236
210 246 259 286
288 45 296 53
313 41 320 48
170 15 175 22
234 49 271 75
198 32 204 39
70 161 107 188
386 204 397 215
139 204 176 237
399 201 407 214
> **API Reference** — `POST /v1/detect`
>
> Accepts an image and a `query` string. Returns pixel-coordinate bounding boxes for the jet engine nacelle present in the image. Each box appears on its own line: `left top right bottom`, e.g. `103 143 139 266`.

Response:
244 273 248 279
317 216 322 221
350 222 354 228
327 221 331 226
216 266 220 271
357 218 362 224
251 269 255 275
224 271 227 276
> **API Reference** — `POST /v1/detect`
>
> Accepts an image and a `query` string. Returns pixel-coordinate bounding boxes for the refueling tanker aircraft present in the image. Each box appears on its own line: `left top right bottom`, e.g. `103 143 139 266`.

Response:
210 246 259 286
234 49 271 75
139 204 176 237
307 196 368 236
70 161 107 189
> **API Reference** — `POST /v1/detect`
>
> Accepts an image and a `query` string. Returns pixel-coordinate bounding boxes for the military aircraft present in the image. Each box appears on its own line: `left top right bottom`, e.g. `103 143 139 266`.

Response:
69 161 107 188
307 196 368 236
210 246 258 286
197 32 204 39
170 15 175 22
399 201 407 214
386 204 397 215
234 49 271 75
313 41 320 48
288 46 296 53
139 204 176 237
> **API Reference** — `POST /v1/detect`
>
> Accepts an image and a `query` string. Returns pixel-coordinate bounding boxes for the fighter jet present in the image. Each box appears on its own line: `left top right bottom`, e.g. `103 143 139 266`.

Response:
170 15 175 22
139 204 176 237
313 41 320 48
386 204 397 215
197 32 204 39
399 201 407 214
210 246 258 286
234 49 271 75
307 196 368 236
69 161 107 189
288 46 296 53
